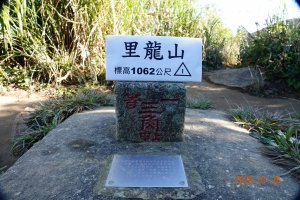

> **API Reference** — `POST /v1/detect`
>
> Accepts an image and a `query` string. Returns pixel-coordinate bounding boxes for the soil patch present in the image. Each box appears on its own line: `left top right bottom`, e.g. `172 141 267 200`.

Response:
0 88 50 169
187 80 300 114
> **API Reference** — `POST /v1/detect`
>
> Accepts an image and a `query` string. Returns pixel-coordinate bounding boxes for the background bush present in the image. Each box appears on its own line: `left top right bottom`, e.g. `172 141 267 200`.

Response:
0 0 240 87
240 15 300 90
199 6 242 68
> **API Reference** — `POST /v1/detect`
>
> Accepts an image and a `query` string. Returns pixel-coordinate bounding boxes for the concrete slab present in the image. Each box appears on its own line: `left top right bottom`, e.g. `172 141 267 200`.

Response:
0 107 299 199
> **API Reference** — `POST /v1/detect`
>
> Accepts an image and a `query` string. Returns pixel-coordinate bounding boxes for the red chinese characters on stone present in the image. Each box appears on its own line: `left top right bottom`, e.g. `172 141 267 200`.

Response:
124 92 141 109
124 91 180 142
139 102 161 141
138 98 179 142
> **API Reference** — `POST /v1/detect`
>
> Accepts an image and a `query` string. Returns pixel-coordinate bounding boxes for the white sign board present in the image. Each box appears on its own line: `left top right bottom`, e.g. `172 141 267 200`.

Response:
106 35 202 82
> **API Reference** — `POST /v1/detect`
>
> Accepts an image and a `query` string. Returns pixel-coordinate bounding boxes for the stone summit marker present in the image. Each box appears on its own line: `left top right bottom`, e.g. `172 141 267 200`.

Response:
115 81 186 142
104 35 202 194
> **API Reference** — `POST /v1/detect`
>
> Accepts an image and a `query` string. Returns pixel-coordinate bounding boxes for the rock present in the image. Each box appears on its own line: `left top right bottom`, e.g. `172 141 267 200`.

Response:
207 67 263 89
24 107 35 112
115 81 186 142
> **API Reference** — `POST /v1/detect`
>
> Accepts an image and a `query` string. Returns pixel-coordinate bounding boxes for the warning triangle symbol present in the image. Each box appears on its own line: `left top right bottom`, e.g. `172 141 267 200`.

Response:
174 62 191 76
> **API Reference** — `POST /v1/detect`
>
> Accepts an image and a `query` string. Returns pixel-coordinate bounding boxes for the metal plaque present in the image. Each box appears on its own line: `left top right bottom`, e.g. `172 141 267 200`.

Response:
105 154 188 187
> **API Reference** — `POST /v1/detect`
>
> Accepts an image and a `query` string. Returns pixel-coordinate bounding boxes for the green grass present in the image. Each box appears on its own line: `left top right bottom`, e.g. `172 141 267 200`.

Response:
228 106 282 135
0 0 241 87
290 112 300 120
186 97 214 110
12 89 113 156
0 166 7 174
229 106 300 178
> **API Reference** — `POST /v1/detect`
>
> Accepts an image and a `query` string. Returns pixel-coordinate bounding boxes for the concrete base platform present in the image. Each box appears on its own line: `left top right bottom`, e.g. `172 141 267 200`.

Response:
0 107 299 199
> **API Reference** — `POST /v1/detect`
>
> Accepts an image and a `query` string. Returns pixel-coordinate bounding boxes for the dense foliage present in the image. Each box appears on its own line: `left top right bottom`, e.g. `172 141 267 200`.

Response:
0 0 240 87
241 16 300 90
200 7 242 68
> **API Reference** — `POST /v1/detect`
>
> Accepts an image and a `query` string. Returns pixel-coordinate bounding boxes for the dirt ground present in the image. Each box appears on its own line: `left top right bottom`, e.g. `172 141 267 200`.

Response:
187 81 300 114
0 91 48 170
1 80 300 170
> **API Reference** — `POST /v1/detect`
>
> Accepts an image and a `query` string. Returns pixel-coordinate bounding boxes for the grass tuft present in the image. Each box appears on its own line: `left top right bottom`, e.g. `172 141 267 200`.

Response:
229 106 300 178
290 112 300 120
12 90 113 156
186 97 213 110
228 106 282 136
0 166 7 174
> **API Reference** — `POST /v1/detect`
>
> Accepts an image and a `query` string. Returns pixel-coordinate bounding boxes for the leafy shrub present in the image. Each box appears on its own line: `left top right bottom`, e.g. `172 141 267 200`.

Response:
199 6 242 69
241 15 300 90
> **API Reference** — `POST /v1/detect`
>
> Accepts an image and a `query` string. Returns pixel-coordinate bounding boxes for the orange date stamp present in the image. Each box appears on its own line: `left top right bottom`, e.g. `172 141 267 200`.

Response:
234 175 282 185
